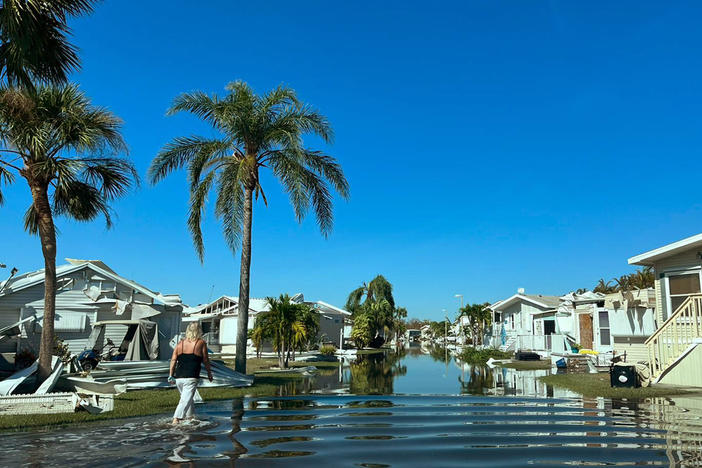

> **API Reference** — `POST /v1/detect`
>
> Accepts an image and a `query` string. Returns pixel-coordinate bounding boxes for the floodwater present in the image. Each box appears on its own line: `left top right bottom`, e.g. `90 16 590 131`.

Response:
4 347 702 467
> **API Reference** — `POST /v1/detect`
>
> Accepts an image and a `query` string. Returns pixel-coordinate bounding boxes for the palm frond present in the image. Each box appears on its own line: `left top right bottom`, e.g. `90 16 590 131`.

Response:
0 163 15 204
81 157 139 199
0 0 98 87
300 150 349 199
167 91 224 129
23 204 40 234
149 135 224 184
214 162 246 253
52 178 112 227
187 171 216 262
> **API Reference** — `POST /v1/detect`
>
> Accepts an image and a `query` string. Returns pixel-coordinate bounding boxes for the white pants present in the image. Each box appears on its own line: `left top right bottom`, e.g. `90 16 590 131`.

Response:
174 378 199 420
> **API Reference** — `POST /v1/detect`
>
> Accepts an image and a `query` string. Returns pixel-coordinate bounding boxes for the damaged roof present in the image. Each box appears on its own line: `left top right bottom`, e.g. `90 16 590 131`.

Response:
0 259 183 306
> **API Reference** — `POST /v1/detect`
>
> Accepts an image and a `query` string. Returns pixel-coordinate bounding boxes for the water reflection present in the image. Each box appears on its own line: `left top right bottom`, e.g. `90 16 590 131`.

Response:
4 350 702 467
349 350 407 395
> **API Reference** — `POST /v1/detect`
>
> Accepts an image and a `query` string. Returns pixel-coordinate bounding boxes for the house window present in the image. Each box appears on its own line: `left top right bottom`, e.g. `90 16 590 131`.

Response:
509 314 515 330
599 311 610 346
494 312 502 323
667 272 701 314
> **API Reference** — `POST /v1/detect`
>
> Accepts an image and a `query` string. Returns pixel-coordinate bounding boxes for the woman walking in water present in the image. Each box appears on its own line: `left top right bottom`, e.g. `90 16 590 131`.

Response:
169 322 213 424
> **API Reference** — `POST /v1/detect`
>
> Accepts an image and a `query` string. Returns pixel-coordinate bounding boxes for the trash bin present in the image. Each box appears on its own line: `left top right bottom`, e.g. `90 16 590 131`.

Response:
610 364 640 388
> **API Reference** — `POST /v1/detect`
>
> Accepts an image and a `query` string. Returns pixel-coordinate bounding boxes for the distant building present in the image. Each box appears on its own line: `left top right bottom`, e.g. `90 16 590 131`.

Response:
486 290 562 354
183 293 351 352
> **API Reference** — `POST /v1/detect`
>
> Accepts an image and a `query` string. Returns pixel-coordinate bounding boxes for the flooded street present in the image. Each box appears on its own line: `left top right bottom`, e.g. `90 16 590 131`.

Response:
5 349 702 466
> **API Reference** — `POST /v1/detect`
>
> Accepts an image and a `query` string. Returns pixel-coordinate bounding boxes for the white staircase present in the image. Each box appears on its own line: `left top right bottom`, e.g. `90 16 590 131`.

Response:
499 336 516 352
646 294 702 382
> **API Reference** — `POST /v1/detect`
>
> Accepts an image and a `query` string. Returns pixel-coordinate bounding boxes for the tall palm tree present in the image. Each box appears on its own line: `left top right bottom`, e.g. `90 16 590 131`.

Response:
0 84 136 378
149 81 349 373
0 0 98 88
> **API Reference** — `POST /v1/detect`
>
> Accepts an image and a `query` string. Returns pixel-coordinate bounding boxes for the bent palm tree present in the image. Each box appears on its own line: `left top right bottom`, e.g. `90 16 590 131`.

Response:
0 0 98 87
0 84 136 378
149 81 349 373
346 275 395 316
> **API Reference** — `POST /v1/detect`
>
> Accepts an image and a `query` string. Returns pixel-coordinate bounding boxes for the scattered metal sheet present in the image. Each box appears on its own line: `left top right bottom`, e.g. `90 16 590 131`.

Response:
35 356 63 395
58 376 128 395
61 359 253 391
0 360 38 396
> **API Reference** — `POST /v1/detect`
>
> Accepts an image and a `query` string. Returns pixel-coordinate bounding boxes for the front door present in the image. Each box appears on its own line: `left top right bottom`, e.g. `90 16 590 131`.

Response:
579 314 593 350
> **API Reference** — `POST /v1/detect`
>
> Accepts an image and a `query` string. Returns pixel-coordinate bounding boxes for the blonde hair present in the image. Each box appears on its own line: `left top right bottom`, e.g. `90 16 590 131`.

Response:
185 322 203 341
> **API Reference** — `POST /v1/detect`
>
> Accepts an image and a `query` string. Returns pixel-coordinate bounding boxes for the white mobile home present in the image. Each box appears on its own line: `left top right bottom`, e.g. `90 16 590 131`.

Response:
487 290 562 353
629 233 702 385
0 259 184 361
556 290 656 360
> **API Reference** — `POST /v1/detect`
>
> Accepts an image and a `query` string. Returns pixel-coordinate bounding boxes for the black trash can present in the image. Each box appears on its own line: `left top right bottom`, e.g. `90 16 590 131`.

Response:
610 364 640 388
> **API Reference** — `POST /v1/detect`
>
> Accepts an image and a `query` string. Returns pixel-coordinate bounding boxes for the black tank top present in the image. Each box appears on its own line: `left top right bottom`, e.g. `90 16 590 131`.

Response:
174 340 203 378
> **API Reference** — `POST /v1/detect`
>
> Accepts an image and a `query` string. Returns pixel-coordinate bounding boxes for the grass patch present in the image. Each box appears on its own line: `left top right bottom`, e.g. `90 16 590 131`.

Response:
0 375 289 432
223 357 341 373
497 360 551 370
458 347 513 364
539 372 696 399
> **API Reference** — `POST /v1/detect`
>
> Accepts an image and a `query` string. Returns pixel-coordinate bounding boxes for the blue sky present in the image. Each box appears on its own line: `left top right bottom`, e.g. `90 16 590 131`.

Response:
1 1 701 320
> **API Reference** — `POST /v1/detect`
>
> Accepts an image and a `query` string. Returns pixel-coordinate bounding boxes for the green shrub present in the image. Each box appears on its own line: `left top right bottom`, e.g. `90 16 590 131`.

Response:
319 344 337 356
457 347 512 364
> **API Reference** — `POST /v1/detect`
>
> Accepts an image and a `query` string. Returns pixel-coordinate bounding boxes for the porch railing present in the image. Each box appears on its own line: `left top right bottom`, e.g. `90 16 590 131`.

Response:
646 294 702 380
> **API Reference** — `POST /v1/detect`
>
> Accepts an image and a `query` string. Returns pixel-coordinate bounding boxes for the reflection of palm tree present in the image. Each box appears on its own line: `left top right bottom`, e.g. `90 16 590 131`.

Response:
349 350 407 394
458 364 495 395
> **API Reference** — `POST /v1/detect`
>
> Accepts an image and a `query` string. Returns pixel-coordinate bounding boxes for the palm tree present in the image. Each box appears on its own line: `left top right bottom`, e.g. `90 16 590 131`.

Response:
0 84 136 378
345 274 395 315
252 294 318 368
149 81 349 373
0 0 99 88
593 278 617 294
458 303 492 346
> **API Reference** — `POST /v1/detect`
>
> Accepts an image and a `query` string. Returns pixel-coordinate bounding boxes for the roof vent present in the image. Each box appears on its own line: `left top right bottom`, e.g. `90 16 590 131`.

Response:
517 287 525 295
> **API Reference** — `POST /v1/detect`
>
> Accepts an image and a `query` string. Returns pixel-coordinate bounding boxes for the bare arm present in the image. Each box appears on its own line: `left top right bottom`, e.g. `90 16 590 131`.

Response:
169 341 180 379
201 340 213 380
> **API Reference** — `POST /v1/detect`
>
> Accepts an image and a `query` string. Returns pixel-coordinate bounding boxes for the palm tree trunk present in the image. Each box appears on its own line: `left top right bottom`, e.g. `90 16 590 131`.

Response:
279 337 285 369
30 182 57 380
234 187 254 374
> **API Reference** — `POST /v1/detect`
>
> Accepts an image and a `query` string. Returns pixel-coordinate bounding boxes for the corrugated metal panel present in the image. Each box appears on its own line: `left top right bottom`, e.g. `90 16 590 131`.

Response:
104 323 130 349
54 311 87 332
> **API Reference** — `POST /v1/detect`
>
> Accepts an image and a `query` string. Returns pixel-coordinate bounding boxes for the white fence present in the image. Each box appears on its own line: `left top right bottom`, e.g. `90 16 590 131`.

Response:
487 333 568 354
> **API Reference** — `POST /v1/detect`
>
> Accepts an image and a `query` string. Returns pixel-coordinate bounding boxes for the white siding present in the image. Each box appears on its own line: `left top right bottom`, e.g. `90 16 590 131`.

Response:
652 249 702 321
0 266 183 357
